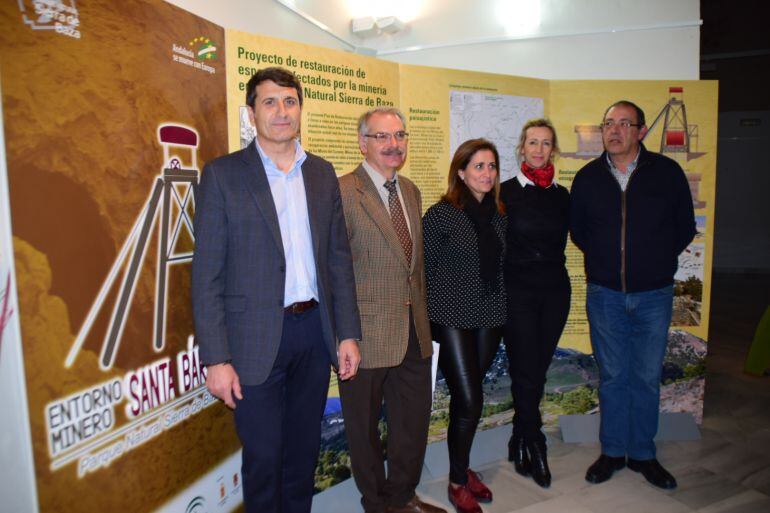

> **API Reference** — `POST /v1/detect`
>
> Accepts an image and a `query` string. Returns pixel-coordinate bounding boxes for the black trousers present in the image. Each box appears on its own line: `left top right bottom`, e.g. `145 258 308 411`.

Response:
233 306 330 513
339 315 432 513
504 283 570 444
432 323 502 484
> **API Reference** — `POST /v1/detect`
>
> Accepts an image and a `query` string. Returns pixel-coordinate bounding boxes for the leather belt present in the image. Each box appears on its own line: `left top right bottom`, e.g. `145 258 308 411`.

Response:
284 299 317 314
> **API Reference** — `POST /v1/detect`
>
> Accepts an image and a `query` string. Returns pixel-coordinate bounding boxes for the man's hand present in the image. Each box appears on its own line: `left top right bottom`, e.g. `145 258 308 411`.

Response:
337 339 361 381
206 362 242 409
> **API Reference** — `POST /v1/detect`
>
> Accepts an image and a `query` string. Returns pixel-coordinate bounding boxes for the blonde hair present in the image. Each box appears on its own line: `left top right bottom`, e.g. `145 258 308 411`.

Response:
516 118 560 161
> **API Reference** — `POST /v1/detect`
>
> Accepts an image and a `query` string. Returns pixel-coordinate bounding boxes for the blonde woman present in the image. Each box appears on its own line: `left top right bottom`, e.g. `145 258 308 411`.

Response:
501 119 570 489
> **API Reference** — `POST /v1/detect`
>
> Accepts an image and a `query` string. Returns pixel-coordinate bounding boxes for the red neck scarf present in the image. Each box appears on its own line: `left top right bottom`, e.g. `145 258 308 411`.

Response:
521 161 555 188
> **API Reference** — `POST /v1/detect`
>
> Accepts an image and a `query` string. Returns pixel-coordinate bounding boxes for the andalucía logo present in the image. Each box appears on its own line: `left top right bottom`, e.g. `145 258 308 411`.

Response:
189 36 217 61
185 495 207 513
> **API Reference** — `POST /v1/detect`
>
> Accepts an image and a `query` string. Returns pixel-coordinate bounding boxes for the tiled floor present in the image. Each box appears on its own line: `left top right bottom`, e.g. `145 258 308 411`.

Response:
314 273 770 513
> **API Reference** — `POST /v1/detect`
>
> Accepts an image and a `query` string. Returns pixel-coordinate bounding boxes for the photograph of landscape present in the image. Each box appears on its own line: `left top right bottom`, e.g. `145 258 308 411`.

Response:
314 329 706 492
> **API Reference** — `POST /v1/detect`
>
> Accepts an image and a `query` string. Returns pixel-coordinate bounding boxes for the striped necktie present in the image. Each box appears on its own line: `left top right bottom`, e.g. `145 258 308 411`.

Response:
383 180 412 265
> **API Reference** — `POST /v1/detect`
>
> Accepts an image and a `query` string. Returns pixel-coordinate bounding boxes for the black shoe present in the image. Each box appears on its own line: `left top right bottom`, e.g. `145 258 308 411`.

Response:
526 441 551 488
507 435 531 476
627 458 677 489
585 454 626 484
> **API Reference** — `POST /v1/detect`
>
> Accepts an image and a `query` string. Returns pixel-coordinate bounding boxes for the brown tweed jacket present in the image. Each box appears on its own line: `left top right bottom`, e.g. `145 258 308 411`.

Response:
339 164 433 368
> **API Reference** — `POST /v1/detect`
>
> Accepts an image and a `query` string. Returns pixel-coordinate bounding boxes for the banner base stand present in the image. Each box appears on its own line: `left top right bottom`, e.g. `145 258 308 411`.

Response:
315 416 700 512
314 425 513 513
559 412 701 444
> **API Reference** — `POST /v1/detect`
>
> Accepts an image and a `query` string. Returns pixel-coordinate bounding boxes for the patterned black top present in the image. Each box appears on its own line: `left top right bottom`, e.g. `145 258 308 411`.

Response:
423 200 506 329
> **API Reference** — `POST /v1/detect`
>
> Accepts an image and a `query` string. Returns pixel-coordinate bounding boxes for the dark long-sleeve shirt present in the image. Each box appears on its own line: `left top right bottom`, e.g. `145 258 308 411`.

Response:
501 175 570 290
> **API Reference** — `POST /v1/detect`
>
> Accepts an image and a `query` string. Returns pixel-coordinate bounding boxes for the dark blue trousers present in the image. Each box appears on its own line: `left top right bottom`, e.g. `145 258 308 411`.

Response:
234 306 330 513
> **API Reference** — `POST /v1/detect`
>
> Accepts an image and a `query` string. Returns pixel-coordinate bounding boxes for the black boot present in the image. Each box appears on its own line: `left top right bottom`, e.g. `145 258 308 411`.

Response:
527 441 551 488
507 435 531 476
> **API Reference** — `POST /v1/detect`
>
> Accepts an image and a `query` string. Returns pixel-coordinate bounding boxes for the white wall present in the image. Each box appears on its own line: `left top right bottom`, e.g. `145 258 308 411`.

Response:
167 0 700 80
382 27 700 80
0 80 38 513
379 0 700 80
165 0 353 51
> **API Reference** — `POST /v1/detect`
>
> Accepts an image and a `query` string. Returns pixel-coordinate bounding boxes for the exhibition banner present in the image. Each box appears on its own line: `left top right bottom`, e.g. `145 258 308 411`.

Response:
0 1 238 512
552 80 717 423
1 7 718 508
552 80 717 348
399 63 548 206
398 70 716 435
222 30 717 493
226 30 400 172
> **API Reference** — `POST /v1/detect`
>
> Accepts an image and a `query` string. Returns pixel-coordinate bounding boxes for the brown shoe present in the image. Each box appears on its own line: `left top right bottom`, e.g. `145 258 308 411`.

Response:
465 469 492 502
388 495 448 513
447 485 481 513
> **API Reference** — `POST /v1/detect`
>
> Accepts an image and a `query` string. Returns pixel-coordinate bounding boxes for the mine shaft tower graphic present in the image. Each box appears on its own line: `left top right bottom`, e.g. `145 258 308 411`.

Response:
567 86 703 162
67 124 199 370
644 86 698 156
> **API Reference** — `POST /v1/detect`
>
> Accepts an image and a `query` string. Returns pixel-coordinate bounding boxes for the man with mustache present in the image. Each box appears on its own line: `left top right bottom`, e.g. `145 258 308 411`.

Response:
339 108 445 513
570 100 696 490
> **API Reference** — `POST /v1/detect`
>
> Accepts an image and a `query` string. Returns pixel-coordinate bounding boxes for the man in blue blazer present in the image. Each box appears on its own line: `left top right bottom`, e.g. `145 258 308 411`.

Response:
192 67 362 513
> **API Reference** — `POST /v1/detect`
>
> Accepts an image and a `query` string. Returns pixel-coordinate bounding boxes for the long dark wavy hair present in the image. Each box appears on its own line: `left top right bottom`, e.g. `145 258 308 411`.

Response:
442 138 504 214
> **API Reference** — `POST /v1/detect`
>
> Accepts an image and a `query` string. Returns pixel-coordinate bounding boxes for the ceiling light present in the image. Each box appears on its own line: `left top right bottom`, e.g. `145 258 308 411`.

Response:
351 16 407 38
351 16 379 38
376 16 406 34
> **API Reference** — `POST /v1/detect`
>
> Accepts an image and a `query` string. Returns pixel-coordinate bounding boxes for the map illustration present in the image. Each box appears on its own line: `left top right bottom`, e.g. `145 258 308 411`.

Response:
449 91 544 182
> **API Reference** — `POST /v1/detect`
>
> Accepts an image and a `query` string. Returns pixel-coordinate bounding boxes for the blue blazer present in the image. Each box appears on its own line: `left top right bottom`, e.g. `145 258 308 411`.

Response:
191 140 361 386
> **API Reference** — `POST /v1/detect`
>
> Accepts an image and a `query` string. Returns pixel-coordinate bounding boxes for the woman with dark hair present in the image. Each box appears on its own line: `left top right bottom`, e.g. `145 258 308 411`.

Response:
423 139 506 513
501 118 570 489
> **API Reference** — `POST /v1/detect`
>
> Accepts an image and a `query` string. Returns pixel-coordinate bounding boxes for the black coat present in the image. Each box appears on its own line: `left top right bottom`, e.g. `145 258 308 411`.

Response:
569 144 696 293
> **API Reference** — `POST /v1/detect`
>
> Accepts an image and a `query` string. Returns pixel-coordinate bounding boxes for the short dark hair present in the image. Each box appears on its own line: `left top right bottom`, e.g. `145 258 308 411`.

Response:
442 138 504 214
245 67 303 108
603 100 646 126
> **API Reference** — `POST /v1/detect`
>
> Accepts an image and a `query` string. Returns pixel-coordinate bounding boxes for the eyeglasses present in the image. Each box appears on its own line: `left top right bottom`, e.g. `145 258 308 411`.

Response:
600 120 643 130
363 131 409 143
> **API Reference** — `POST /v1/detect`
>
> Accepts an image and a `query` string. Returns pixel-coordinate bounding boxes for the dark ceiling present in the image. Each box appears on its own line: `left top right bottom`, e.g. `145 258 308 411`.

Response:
700 1 770 112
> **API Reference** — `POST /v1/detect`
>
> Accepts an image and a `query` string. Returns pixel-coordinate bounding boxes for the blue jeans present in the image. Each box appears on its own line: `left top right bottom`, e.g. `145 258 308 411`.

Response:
586 283 673 460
